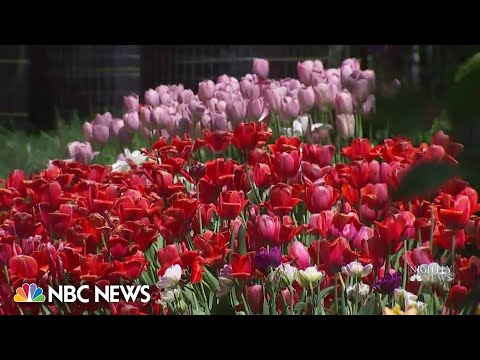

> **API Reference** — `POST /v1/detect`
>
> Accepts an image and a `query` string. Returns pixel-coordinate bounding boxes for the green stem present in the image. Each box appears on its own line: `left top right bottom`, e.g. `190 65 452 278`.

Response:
451 232 456 267
334 274 339 314
290 286 295 316
403 240 408 289
430 207 435 251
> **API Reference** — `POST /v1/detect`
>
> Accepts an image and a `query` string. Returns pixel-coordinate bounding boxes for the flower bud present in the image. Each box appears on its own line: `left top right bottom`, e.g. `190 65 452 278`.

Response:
297 266 325 288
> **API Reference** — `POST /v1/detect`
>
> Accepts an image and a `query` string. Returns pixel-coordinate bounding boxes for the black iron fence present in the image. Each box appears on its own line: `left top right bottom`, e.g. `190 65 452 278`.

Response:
0 45 478 130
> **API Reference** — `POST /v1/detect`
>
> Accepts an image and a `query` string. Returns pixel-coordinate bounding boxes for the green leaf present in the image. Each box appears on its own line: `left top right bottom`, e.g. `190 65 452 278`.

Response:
238 224 247 255
359 296 376 315
393 162 458 201
317 286 335 301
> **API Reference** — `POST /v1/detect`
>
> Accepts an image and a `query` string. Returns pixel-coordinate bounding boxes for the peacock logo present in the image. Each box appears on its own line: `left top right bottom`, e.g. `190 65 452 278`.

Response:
14 283 46 303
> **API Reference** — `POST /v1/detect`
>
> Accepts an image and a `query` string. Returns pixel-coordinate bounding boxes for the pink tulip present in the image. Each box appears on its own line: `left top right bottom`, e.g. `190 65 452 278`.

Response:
313 83 337 112
361 95 376 117
211 111 227 131
156 85 169 96
351 226 374 250
240 80 260 99
93 112 112 127
151 106 171 129
144 89 159 107
116 126 133 145
198 80 215 103
110 118 125 137
335 90 354 114
226 99 247 124
139 107 152 129
298 86 315 112
92 124 109 145
253 58 269 80
336 114 355 139
263 87 282 113
67 141 98 164
289 241 310 270
83 122 93 142
279 97 300 123
139 126 151 139
256 215 281 244
124 112 140 131
178 89 194 104
124 94 139 112
246 98 264 121
297 60 314 85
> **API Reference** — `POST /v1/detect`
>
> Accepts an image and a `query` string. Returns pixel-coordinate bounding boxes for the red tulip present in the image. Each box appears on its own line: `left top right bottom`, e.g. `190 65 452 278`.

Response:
202 130 233 153
9 255 38 279
302 144 335 167
445 285 469 310
218 190 249 220
342 138 372 161
247 285 264 314
316 237 359 275
232 122 258 151
265 183 302 216
439 195 471 229
230 253 253 280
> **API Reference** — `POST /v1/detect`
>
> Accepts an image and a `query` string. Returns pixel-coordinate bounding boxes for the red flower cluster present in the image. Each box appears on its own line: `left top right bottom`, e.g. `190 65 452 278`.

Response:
1 125 478 315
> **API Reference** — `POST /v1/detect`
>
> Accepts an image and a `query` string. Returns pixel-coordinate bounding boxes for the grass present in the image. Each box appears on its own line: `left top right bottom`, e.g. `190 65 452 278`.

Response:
0 111 153 180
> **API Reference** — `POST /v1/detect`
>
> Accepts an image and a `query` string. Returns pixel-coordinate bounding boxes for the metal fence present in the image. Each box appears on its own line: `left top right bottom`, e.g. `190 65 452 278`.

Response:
0 45 478 130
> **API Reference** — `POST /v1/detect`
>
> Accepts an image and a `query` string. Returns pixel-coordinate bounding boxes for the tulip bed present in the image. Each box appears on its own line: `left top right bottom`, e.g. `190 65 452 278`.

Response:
1 58 479 316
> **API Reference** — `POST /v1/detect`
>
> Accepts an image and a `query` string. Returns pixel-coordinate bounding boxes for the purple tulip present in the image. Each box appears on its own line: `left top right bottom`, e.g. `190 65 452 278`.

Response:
252 247 282 274
124 94 139 112
374 271 402 295
253 58 269 80
144 89 160 107
298 86 315 112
